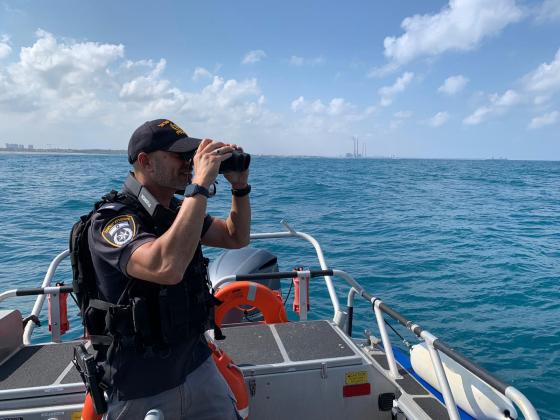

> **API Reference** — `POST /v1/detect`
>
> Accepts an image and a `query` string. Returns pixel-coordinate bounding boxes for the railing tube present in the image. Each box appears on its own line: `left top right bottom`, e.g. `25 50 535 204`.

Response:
505 387 540 420
251 223 341 317
0 289 17 303
213 275 244 290
421 331 460 420
373 299 401 379
346 287 358 336
23 249 69 344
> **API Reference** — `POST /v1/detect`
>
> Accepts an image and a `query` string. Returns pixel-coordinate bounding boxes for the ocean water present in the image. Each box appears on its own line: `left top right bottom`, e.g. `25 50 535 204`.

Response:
0 153 558 418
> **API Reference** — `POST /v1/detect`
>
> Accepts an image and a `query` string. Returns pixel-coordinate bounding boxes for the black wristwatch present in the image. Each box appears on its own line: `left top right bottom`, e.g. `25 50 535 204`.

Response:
184 183 211 198
231 184 251 197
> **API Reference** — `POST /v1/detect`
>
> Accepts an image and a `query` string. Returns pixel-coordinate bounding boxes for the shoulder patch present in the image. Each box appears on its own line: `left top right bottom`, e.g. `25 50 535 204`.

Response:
101 215 137 247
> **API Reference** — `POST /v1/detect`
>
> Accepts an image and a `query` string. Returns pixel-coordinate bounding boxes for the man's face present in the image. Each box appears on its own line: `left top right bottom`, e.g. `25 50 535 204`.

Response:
149 150 193 191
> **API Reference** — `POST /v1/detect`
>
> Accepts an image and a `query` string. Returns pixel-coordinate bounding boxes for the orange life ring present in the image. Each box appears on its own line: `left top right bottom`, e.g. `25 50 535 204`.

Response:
214 281 288 327
81 392 101 420
208 340 250 419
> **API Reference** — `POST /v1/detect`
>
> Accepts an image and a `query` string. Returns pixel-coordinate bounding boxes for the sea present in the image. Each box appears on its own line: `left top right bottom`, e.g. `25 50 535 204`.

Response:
0 152 558 418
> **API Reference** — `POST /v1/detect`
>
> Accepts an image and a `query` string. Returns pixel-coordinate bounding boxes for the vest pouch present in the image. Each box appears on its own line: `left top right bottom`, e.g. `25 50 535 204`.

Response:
158 285 190 345
84 305 107 337
131 297 154 343
105 305 134 338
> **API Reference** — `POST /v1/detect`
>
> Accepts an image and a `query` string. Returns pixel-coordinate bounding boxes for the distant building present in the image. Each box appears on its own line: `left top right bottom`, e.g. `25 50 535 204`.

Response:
28 145 34 150
6 143 22 150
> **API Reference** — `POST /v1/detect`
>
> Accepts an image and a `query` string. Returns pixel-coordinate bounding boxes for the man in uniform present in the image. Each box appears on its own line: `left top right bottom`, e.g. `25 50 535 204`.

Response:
88 119 251 419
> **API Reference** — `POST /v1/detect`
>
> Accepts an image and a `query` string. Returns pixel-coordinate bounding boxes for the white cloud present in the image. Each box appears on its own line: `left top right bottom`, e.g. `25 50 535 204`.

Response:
291 96 305 112
192 66 212 81
523 48 560 94
463 89 519 125
428 111 450 127
389 110 412 129
120 59 170 101
534 0 560 22
534 95 550 105
0 29 124 116
381 0 522 68
289 55 325 66
463 106 492 125
242 50 266 64
394 110 412 119
438 75 469 95
529 111 559 129
291 96 353 116
492 89 520 106
0 29 274 144
290 95 374 136
461 48 560 126
378 72 414 106
0 35 11 59
0 43 10 59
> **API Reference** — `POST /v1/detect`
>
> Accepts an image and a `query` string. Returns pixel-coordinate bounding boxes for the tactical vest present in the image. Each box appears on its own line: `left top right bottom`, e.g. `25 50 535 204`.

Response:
84 182 221 356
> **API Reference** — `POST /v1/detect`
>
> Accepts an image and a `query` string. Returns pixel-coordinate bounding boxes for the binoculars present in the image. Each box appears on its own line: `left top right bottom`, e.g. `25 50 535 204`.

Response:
180 150 251 173
218 151 251 173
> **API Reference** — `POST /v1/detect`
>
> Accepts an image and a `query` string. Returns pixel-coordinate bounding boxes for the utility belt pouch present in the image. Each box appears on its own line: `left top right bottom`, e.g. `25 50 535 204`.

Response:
72 343 108 415
158 285 190 344
131 297 153 343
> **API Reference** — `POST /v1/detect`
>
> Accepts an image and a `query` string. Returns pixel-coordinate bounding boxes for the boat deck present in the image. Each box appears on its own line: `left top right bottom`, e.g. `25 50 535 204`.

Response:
0 341 83 391
0 341 86 414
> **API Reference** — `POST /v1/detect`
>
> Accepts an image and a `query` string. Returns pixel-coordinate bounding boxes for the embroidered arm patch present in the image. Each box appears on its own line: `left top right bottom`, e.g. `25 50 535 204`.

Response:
102 215 137 247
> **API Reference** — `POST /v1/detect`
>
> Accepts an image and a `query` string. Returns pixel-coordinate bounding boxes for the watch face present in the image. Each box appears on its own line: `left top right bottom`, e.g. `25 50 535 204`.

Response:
184 183 211 197
184 184 197 197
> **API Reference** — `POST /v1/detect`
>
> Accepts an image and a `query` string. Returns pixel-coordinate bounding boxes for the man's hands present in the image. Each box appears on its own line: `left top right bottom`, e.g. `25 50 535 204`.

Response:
191 139 249 189
191 139 234 189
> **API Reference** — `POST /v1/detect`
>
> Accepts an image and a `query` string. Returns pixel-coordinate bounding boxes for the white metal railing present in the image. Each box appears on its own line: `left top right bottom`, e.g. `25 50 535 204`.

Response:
23 249 70 344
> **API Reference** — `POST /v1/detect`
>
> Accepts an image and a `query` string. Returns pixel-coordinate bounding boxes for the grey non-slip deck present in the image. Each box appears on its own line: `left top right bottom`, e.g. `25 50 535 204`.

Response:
220 320 360 367
0 341 83 392
368 348 452 419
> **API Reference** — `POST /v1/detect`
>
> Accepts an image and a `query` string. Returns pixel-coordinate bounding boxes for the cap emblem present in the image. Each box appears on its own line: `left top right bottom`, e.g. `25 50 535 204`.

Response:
157 120 186 136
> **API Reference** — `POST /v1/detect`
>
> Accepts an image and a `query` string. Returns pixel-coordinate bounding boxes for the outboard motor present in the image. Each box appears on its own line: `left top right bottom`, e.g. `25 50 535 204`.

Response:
208 247 281 324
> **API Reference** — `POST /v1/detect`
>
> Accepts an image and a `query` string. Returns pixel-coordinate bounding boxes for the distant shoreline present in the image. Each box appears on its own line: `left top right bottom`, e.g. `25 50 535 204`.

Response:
1 149 558 162
0 148 126 155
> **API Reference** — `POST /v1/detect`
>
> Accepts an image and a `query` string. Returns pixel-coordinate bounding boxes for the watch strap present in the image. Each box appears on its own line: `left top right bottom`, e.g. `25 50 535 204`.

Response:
231 184 251 197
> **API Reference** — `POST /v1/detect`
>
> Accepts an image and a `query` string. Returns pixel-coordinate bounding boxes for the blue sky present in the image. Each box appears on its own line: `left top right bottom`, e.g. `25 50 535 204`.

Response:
0 0 559 159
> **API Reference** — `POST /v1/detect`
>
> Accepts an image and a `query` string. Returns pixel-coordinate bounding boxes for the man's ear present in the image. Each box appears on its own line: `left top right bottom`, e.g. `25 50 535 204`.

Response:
137 152 150 168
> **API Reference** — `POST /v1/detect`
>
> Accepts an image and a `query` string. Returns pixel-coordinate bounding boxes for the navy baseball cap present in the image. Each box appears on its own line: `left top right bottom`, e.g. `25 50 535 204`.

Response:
128 119 202 164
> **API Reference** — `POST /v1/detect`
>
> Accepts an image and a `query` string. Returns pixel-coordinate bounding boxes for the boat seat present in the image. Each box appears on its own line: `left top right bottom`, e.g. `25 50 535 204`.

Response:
0 310 23 364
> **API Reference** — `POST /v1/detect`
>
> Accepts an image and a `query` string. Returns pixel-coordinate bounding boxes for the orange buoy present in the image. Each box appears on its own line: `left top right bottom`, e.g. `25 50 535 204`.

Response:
208 340 250 419
81 392 101 420
214 281 288 327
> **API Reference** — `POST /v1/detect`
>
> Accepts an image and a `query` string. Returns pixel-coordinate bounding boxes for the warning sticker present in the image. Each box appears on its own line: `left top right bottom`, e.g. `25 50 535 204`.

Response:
345 370 369 385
